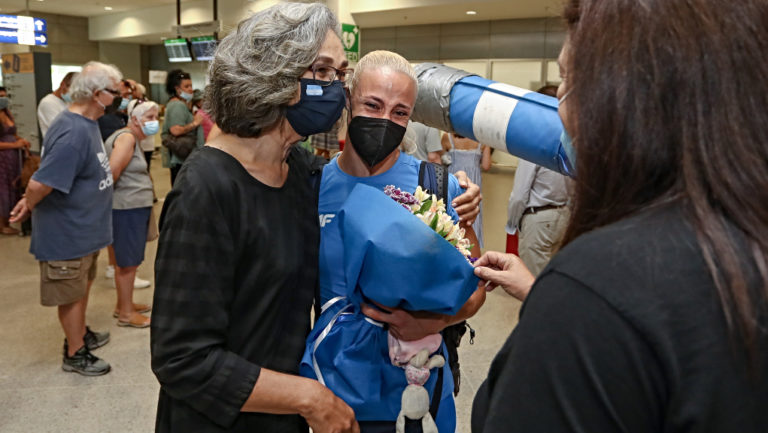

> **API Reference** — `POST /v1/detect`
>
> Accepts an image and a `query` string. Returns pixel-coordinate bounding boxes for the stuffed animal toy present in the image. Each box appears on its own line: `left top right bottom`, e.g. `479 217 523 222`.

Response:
395 349 445 433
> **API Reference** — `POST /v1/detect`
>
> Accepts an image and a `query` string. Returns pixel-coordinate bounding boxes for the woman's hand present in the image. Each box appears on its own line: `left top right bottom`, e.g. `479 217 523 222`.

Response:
16 138 29 149
301 381 360 433
474 251 535 301
193 111 204 128
361 285 486 341
361 301 449 342
451 170 482 226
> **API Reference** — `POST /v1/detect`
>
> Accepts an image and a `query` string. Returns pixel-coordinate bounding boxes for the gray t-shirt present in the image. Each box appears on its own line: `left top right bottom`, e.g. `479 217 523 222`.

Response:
30 110 113 261
104 129 154 209
408 121 443 162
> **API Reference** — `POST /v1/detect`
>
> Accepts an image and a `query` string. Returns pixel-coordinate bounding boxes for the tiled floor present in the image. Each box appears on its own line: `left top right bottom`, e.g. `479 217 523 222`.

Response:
0 152 522 433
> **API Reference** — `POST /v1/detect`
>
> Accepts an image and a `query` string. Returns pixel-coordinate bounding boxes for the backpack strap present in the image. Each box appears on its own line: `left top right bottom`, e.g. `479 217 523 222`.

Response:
418 160 448 202
429 360 444 420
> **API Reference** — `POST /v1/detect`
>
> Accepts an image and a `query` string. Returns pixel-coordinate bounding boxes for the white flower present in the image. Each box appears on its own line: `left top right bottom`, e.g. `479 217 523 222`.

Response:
416 211 435 227
435 213 454 236
413 186 430 203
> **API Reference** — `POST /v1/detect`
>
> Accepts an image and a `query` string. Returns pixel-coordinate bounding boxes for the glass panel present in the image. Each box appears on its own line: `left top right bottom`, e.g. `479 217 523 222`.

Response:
51 64 82 90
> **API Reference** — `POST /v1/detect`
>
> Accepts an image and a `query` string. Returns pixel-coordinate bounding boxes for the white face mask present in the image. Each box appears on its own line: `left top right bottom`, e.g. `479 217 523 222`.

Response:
180 91 193 101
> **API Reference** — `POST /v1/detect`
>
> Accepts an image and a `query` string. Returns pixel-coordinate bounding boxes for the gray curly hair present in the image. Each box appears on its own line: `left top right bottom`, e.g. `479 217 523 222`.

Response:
206 2 340 138
69 61 123 103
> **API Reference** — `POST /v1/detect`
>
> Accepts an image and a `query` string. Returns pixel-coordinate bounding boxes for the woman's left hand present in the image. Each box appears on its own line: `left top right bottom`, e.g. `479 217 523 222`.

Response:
452 170 481 226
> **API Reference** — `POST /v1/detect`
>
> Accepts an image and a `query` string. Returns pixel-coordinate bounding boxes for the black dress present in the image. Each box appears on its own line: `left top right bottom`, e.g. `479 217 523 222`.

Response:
151 146 320 432
472 204 768 433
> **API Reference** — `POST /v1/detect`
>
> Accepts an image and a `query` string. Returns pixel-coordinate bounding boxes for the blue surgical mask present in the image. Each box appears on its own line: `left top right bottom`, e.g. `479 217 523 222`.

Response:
180 91 193 101
118 97 129 111
141 120 160 136
62 93 72 103
559 129 576 176
557 89 576 176
0 97 9 110
285 78 346 137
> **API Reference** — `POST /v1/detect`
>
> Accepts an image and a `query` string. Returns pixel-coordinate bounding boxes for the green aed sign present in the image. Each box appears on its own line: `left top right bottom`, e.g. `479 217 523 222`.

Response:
341 23 359 62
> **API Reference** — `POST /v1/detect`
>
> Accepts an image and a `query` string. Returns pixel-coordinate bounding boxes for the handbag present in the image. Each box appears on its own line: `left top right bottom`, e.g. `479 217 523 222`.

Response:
13 148 40 191
146 206 158 242
161 130 197 159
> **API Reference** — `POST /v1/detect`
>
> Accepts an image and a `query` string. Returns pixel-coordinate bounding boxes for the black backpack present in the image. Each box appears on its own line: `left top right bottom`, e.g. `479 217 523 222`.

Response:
417 161 476 396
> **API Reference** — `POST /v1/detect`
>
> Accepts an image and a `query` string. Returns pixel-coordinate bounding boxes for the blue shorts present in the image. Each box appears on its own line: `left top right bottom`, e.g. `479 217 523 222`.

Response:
112 207 151 268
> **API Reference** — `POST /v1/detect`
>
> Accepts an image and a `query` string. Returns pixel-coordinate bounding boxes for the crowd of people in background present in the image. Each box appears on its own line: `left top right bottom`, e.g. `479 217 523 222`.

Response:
5 60 209 375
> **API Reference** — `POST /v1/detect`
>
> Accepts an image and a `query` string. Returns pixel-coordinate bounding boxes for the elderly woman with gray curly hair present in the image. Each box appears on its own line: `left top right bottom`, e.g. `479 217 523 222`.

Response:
149 3 359 433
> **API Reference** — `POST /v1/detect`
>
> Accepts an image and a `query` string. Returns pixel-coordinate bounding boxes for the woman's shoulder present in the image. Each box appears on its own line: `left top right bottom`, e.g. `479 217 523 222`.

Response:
542 203 711 316
164 99 190 116
550 205 694 274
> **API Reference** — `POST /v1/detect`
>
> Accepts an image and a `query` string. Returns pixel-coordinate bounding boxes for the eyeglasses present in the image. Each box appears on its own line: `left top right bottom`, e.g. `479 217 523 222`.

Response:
309 64 353 87
101 88 121 97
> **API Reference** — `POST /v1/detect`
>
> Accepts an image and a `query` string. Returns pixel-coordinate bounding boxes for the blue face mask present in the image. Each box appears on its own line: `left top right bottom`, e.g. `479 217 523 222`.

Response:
118 97 129 111
180 91 193 101
557 88 576 176
0 97 9 110
141 120 160 136
285 78 346 137
62 93 72 103
559 129 576 176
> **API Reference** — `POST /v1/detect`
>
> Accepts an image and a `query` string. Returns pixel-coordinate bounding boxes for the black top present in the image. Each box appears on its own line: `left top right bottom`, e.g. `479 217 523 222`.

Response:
98 112 127 141
472 204 768 433
151 146 320 432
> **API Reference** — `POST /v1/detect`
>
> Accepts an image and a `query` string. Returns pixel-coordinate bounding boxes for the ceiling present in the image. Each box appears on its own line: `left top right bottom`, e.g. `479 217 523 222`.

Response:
0 0 184 17
351 0 564 28
0 0 561 45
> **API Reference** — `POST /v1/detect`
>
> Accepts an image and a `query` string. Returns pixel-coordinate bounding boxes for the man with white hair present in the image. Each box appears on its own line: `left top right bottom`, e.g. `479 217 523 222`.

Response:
10 61 123 376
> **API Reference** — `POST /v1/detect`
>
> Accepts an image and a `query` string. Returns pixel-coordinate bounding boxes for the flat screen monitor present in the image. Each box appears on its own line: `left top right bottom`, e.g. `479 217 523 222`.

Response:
164 38 192 63
191 35 217 62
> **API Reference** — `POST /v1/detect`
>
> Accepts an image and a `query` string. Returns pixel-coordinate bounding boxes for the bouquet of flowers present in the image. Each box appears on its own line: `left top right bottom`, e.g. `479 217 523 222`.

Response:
300 183 478 422
383 185 473 260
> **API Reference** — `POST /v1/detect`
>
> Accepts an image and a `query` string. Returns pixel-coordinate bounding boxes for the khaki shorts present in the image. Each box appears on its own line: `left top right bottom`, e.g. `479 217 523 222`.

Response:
39 251 99 306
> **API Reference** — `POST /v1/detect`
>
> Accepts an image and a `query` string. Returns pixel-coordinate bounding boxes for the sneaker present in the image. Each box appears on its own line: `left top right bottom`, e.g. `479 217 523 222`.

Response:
105 265 115 279
62 343 111 376
84 327 110 350
134 276 151 289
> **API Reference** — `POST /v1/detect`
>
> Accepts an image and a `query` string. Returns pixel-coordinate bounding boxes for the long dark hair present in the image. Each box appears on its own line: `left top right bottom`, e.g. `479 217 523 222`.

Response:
561 0 768 354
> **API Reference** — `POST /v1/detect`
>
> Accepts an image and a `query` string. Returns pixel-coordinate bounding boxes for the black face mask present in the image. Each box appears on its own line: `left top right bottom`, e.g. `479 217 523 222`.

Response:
348 116 407 168
105 96 122 114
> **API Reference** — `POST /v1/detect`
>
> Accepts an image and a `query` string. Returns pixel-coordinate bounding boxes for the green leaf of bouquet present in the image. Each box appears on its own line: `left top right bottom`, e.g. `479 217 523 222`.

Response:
418 200 432 214
430 213 439 230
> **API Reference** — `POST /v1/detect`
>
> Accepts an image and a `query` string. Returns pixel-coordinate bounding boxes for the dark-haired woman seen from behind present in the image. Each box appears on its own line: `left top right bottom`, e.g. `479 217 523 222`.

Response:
161 69 203 186
472 0 768 431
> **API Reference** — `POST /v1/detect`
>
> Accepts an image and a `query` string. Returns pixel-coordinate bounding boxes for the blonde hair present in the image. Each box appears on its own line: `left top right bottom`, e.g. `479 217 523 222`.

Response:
347 50 417 94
